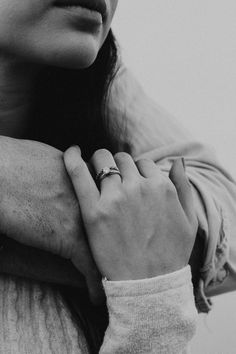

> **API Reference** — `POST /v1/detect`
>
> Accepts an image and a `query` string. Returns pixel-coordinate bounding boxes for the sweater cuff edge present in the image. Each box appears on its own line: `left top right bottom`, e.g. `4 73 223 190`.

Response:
103 265 192 297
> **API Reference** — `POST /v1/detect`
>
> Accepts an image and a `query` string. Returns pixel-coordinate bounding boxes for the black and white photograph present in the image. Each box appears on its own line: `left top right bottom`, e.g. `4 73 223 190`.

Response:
0 1 235 353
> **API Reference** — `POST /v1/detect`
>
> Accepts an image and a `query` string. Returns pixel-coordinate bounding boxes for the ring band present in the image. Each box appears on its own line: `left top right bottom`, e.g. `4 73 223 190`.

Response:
96 166 122 182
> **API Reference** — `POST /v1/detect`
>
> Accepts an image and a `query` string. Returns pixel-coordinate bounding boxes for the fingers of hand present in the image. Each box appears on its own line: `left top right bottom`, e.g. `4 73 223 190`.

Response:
64 146 99 210
169 158 196 224
135 158 162 179
114 152 140 182
90 149 121 190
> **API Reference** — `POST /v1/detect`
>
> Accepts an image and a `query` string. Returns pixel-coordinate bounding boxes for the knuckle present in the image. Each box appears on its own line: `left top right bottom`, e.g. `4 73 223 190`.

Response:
112 190 125 205
106 189 124 208
125 176 140 188
144 177 161 191
68 162 83 178
99 191 125 217
141 181 159 199
127 180 144 197
145 177 157 189
96 204 113 223
147 177 177 198
88 210 100 226
137 158 150 165
88 204 102 224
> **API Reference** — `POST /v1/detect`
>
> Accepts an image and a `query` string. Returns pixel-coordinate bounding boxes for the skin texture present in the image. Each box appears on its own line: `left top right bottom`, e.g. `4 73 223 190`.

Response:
0 0 119 302
64 147 198 280
0 0 118 68
0 0 198 301
0 136 104 302
0 0 119 138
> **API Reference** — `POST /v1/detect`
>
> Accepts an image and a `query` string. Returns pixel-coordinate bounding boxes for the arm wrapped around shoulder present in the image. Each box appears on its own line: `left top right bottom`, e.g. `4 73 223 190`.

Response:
100 266 198 354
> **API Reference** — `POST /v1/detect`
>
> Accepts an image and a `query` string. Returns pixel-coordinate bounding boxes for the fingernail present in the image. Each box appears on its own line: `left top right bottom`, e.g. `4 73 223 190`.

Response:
71 145 81 154
181 157 186 171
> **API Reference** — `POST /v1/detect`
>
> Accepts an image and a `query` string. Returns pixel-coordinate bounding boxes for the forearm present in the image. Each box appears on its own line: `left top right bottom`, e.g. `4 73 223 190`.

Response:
0 136 94 287
0 234 86 288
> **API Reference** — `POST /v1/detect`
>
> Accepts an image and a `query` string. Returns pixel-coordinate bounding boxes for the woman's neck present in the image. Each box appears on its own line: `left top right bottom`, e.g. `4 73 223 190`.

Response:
0 55 38 138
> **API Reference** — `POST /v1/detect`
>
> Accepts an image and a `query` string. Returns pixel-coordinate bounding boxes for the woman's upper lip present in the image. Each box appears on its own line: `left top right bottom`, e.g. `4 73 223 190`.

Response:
54 0 107 20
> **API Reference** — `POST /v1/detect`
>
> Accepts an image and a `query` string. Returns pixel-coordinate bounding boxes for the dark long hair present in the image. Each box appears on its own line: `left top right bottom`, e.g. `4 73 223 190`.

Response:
28 30 119 160
26 30 119 353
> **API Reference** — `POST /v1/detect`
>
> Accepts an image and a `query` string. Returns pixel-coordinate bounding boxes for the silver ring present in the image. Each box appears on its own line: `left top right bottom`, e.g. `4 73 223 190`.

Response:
96 166 122 182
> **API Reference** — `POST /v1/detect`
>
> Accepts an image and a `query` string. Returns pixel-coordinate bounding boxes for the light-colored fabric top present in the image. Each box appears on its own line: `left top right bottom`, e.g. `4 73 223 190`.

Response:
100 266 197 354
107 64 236 311
0 265 197 354
0 274 89 354
1 60 236 351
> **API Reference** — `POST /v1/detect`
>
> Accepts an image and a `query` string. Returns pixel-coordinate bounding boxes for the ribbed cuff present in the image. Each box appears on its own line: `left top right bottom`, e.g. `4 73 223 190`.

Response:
102 265 192 297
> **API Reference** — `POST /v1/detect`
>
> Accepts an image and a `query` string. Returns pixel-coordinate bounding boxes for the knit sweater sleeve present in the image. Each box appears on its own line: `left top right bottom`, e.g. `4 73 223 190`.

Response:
99 266 198 354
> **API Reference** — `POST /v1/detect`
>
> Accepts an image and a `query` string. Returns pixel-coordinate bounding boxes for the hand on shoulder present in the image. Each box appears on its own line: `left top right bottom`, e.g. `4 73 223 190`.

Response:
64 146 198 281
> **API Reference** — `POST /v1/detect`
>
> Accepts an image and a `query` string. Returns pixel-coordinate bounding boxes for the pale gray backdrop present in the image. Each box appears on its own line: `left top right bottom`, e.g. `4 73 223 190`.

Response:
114 1 236 353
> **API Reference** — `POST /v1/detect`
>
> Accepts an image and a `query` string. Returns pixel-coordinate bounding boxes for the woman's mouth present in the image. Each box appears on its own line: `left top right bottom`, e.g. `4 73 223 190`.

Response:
53 0 107 21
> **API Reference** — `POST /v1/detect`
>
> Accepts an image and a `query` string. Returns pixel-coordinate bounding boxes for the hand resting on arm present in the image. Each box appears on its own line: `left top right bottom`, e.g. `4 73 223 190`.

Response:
64 147 198 353
65 147 197 280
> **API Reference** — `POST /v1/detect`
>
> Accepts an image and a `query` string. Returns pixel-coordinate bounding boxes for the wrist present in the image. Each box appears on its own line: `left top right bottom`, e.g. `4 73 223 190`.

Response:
103 265 192 295
103 260 188 281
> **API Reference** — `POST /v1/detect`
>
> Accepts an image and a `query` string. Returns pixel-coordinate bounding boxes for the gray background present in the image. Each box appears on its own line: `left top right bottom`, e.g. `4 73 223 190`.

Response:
113 1 236 353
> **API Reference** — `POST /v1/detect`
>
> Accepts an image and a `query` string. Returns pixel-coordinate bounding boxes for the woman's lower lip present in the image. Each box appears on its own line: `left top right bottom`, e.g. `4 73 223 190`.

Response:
55 5 103 28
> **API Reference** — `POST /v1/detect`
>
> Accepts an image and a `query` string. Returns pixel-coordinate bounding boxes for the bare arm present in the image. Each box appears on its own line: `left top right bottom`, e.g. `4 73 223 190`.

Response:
0 136 101 301
0 234 85 288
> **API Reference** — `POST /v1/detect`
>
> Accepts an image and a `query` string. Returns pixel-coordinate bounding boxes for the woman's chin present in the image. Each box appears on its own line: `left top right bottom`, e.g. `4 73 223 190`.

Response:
44 34 101 69
48 52 97 69
62 51 98 69
0 27 104 71
10 33 101 70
